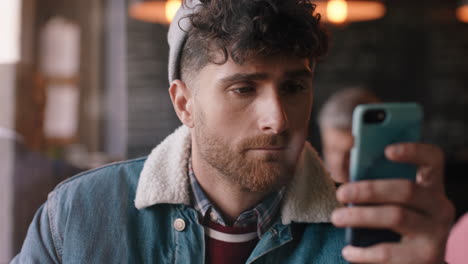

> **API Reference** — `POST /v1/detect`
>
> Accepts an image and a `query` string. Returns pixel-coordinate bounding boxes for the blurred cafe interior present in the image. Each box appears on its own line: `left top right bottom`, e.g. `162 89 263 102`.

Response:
1 0 468 261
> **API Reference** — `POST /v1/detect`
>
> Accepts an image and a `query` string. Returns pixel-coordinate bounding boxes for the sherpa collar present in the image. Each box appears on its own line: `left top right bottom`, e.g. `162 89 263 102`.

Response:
134 125 340 224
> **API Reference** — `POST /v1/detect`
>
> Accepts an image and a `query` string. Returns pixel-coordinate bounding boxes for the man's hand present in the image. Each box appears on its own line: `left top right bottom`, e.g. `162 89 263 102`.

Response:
331 143 455 264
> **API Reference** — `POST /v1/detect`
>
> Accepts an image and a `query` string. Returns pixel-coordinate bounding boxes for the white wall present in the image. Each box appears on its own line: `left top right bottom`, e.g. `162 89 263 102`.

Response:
0 0 21 261
0 0 21 64
104 0 128 159
0 64 16 263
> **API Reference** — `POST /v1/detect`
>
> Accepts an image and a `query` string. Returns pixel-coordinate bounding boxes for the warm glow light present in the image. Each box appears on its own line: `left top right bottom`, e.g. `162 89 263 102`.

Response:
316 1 386 24
129 0 181 24
457 5 468 23
165 0 181 22
0 0 22 64
129 0 386 25
327 0 348 24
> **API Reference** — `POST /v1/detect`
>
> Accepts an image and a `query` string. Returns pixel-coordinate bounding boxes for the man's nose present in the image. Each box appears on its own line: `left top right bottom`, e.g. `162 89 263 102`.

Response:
258 91 289 134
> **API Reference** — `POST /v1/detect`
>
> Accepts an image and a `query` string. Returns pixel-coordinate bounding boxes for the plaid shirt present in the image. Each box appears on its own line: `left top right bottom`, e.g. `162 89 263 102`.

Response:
188 158 284 238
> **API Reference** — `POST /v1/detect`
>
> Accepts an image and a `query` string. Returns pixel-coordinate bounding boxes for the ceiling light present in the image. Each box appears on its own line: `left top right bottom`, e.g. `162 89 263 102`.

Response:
129 0 181 24
128 0 386 25
315 0 386 24
457 0 468 23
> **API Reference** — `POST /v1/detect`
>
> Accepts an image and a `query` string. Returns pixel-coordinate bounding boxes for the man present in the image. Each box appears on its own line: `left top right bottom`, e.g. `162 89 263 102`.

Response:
13 0 454 263
318 88 380 184
0 127 81 261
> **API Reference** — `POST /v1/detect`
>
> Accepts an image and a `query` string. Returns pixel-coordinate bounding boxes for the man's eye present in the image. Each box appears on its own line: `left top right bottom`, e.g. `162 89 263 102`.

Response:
232 87 255 94
282 82 307 94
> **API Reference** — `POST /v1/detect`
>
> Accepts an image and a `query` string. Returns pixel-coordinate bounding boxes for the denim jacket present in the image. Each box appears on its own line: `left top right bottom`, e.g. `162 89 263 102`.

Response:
12 126 348 263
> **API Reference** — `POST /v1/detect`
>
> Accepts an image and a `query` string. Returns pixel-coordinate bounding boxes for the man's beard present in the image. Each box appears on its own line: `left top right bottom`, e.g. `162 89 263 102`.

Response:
193 115 296 193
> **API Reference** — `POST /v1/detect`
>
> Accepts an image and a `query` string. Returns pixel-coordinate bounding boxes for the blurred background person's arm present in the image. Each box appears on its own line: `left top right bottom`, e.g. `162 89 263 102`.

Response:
446 212 468 264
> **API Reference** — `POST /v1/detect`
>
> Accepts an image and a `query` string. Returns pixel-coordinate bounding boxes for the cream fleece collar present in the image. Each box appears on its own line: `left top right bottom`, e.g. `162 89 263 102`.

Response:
134 126 340 224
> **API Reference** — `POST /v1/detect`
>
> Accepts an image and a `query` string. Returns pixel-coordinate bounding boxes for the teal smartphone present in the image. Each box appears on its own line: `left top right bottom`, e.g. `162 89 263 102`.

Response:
345 103 423 247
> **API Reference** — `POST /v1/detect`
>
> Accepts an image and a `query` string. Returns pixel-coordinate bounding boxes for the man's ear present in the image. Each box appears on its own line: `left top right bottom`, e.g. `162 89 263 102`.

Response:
169 80 194 128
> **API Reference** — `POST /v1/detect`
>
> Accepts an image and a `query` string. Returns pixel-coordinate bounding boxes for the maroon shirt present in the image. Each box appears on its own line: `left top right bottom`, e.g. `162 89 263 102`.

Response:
204 220 259 264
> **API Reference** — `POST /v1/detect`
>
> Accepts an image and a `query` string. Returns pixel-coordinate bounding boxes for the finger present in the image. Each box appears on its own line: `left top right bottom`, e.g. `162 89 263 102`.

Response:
385 143 443 167
331 205 431 234
336 180 432 214
385 143 445 191
342 244 393 264
342 244 420 264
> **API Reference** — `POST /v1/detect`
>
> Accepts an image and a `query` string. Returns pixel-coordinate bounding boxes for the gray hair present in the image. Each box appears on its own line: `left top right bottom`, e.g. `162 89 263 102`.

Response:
318 87 381 130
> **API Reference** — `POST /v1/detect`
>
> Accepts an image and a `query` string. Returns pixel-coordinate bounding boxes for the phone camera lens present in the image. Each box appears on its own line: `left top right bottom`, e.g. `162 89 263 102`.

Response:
364 109 386 124
378 112 385 120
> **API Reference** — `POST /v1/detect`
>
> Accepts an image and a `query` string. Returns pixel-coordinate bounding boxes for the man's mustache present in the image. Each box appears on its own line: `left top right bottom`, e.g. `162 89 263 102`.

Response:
237 134 290 151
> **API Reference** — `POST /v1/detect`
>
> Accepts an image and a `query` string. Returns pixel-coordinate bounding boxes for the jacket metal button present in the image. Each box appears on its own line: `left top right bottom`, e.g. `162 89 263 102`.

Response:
174 218 186 231
209 211 217 222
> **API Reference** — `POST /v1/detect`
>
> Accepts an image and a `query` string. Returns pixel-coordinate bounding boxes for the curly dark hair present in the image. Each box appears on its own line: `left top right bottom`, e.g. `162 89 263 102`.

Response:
180 0 328 82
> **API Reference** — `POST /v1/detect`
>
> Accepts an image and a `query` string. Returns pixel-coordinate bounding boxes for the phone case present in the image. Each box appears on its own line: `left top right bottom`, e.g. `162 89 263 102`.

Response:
345 103 423 247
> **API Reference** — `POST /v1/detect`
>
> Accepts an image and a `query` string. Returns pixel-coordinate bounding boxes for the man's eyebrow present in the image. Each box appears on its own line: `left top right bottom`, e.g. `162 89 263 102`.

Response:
284 69 314 79
218 69 313 85
219 73 270 85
